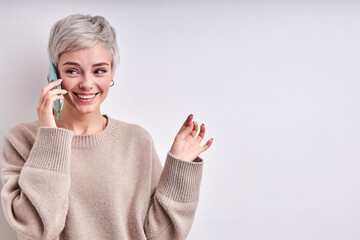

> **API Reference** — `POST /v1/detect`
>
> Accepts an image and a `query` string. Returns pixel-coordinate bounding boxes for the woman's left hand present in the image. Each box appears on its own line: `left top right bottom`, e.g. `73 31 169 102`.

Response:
169 114 214 162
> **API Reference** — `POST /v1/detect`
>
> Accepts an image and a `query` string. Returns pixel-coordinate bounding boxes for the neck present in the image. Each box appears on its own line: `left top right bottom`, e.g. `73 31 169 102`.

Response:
55 102 107 135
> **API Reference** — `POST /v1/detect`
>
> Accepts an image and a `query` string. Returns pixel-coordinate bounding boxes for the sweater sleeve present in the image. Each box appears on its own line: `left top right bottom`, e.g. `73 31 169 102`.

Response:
0 126 74 240
144 139 204 240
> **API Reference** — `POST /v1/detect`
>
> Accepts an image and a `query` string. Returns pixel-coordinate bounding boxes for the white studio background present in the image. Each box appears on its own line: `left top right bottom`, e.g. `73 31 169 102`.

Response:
0 0 360 239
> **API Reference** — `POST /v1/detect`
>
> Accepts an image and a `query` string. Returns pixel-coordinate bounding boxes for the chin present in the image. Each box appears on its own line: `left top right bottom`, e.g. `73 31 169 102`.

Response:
74 106 100 115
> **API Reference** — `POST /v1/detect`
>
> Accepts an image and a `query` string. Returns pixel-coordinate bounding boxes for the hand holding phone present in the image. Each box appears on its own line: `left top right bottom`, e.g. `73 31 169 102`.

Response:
36 62 67 128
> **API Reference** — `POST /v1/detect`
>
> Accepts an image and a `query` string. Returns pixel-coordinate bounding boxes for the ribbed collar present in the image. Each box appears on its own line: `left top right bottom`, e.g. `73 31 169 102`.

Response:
71 114 120 149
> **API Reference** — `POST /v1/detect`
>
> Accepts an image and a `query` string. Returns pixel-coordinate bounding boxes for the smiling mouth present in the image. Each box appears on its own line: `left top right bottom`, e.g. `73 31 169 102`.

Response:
73 92 99 99
73 92 99 103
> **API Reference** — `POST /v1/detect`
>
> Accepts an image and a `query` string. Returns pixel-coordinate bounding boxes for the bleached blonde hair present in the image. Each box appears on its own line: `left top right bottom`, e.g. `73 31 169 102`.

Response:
48 14 120 73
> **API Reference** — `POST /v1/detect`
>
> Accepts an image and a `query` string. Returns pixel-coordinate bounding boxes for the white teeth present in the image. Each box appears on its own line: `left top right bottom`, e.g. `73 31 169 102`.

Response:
77 94 96 99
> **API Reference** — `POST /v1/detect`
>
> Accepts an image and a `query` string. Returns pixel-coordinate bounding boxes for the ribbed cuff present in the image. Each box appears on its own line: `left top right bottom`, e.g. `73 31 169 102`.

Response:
157 152 204 202
24 127 74 173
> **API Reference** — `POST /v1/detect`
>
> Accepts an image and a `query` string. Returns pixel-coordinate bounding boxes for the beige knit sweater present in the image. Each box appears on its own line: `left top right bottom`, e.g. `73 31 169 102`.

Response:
0 114 203 240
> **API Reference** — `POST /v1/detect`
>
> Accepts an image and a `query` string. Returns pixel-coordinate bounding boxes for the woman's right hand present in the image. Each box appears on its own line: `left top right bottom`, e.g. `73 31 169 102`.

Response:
36 79 68 128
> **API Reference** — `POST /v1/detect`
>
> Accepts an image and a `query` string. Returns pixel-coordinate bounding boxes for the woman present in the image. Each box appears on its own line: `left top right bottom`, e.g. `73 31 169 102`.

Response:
0 14 213 240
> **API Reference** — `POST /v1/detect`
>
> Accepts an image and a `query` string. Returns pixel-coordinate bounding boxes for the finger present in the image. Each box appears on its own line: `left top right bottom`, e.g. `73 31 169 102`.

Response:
201 138 214 152
45 79 63 92
195 123 205 143
42 93 64 108
39 79 63 106
49 88 68 96
40 88 67 108
189 120 199 138
40 93 64 115
40 79 63 100
177 114 194 135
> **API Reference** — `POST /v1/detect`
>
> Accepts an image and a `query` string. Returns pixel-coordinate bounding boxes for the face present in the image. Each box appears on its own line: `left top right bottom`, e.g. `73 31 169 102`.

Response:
57 42 114 115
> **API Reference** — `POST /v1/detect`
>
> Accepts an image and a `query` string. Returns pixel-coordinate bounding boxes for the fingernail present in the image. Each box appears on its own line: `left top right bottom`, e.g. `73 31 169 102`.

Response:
57 79 63 81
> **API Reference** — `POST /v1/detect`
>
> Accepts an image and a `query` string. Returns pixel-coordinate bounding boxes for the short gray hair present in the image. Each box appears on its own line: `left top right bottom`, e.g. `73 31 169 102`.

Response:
48 14 120 73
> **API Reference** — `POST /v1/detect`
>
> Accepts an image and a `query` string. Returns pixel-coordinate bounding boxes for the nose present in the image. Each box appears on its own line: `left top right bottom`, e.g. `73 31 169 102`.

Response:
79 72 94 90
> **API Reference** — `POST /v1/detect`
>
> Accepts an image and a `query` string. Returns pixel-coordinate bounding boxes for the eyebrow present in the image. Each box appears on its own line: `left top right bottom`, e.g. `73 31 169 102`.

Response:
62 62 110 67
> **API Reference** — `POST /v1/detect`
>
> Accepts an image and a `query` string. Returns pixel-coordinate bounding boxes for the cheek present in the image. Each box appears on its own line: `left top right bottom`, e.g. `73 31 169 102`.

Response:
96 79 111 92
60 80 74 91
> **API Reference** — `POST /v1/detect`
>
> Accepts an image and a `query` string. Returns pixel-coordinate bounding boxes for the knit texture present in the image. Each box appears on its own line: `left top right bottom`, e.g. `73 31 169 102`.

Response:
0 115 204 240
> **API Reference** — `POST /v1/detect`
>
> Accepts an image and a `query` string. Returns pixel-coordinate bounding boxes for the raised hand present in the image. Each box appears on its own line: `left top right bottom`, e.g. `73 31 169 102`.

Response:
36 79 67 128
169 114 214 162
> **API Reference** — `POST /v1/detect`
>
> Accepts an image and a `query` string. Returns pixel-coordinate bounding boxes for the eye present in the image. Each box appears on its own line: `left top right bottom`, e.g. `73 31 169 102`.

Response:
95 69 107 74
66 69 79 75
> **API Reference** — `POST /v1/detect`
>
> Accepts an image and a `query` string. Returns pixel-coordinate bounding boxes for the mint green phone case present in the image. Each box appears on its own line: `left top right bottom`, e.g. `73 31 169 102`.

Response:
47 62 63 120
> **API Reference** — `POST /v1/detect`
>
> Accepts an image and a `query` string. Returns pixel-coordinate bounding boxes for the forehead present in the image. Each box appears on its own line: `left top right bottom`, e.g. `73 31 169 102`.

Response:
59 42 112 65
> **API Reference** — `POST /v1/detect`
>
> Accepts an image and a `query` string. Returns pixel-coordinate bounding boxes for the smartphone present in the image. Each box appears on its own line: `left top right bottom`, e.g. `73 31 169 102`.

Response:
47 62 63 120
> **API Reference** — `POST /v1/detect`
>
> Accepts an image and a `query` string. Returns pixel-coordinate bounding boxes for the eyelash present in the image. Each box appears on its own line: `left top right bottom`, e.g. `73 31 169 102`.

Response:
65 69 107 75
66 69 78 75
95 69 107 74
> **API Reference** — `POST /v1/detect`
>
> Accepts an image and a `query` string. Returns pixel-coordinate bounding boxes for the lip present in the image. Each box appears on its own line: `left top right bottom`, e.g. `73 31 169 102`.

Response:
74 92 98 95
73 92 99 103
